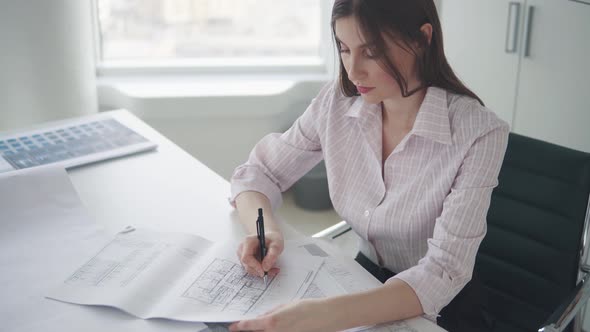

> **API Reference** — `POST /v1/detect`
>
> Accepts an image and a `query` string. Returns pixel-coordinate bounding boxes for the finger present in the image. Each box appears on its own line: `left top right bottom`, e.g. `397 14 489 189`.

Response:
240 256 264 276
237 237 257 262
241 237 260 257
267 267 280 278
242 254 264 277
244 265 260 277
261 246 281 271
240 239 265 276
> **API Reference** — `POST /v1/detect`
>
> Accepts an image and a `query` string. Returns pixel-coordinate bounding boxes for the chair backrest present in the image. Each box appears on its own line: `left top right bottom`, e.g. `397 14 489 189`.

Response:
475 133 590 332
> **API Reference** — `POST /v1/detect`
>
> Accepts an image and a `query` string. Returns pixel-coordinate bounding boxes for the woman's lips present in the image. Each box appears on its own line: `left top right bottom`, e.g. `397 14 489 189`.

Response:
357 86 375 94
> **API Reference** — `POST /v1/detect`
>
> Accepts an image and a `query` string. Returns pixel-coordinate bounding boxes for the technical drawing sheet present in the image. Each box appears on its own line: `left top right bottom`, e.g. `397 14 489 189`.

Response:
47 228 323 322
196 238 446 332
292 239 383 299
292 238 445 332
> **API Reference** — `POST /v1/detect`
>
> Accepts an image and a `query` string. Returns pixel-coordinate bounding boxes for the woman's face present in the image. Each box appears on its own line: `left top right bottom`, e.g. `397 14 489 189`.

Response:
335 16 420 104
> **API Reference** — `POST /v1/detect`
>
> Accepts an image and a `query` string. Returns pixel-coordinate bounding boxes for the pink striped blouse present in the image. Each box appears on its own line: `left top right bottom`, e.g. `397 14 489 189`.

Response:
230 81 509 321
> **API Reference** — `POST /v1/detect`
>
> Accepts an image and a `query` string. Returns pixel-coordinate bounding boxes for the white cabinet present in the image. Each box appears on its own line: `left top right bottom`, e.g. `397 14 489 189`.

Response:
439 0 522 125
439 0 590 152
514 0 590 152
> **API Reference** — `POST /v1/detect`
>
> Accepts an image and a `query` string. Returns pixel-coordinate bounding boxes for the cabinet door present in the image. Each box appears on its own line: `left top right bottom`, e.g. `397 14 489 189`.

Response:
513 0 590 152
439 0 525 125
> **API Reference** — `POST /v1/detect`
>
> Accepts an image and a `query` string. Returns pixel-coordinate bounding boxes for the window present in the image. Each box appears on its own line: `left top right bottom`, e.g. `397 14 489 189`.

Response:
95 0 329 74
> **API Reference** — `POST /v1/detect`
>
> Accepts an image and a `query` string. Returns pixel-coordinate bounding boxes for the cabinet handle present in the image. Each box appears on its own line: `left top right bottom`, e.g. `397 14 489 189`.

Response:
523 5 535 57
505 2 521 53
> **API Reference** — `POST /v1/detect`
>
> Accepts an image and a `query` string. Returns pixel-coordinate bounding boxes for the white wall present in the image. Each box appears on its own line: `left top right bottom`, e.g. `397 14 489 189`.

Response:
0 0 97 131
98 79 327 180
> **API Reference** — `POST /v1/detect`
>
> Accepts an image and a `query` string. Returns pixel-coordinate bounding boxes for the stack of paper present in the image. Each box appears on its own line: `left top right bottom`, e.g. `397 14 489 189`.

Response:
48 226 422 331
47 228 324 323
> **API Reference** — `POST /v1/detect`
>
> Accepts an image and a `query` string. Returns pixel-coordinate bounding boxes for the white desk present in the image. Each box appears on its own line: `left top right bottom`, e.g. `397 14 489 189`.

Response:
1 110 444 332
67 110 300 242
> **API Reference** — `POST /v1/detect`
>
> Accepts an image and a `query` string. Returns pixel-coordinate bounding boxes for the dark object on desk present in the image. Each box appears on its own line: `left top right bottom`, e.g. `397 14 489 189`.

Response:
256 208 268 285
475 133 590 332
570 0 590 6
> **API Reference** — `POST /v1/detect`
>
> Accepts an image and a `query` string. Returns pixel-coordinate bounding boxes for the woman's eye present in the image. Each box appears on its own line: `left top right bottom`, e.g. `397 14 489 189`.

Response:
339 48 350 54
364 49 377 58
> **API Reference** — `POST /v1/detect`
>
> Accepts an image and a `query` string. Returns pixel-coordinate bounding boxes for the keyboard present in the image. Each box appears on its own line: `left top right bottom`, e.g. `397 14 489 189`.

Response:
0 115 157 173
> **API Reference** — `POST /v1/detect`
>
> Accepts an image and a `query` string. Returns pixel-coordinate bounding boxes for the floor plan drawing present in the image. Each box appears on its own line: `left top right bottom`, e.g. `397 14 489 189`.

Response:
48 229 323 322
65 237 170 288
182 258 274 314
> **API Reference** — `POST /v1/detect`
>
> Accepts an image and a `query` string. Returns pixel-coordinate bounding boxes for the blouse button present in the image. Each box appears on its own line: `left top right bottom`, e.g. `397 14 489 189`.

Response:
364 210 370 217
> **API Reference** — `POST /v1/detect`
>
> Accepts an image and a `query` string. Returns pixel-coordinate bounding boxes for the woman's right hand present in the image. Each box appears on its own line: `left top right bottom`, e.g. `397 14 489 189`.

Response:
237 231 284 278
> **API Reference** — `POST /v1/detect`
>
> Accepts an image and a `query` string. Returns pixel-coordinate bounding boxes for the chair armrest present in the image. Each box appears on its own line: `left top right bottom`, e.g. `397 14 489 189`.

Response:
312 221 351 239
539 273 590 332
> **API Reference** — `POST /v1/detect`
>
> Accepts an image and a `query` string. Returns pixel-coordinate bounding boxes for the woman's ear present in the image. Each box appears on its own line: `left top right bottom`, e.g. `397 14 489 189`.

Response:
420 23 433 45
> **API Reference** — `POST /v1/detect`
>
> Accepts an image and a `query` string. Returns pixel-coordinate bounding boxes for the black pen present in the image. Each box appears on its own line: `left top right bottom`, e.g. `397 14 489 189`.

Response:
256 208 268 286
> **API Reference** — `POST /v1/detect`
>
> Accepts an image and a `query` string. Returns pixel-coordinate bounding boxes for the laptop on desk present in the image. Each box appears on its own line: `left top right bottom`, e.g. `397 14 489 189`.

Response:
0 113 157 173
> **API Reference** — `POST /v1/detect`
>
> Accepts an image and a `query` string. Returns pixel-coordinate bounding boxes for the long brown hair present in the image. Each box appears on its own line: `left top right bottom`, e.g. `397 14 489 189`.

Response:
332 0 484 106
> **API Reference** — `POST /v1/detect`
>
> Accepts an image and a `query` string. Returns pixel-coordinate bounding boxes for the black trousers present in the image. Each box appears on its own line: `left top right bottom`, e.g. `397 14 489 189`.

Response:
355 252 494 332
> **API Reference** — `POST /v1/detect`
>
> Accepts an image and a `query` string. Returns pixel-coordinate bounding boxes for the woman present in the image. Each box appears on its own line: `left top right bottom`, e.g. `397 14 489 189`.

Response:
228 0 508 331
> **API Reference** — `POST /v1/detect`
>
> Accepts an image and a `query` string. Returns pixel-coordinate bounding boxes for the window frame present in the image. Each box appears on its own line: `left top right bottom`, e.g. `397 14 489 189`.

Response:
93 0 336 78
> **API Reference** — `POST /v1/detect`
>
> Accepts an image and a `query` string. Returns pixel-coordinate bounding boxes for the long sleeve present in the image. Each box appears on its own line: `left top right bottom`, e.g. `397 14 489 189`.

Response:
391 121 509 320
229 83 334 211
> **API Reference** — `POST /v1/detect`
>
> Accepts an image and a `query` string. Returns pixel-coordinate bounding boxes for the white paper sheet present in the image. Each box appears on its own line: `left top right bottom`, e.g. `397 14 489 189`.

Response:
0 166 206 332
199 238 444 332
292 238 445 332
291 239 382 298
47 228 324 323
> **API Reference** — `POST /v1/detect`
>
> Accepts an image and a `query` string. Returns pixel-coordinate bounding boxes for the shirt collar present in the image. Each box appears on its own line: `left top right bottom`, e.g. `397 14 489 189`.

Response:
345 86 452 145
411 86 452 145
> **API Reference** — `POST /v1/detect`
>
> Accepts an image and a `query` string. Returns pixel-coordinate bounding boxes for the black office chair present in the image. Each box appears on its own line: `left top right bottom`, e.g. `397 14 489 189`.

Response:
314 133 590 332
475 133 590 332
